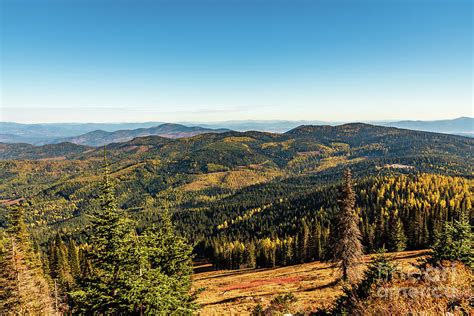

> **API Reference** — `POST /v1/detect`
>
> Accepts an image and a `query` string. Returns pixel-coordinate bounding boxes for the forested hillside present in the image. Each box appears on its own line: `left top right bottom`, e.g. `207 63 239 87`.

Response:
2 117 472 145
1 123 472 241
195 173 471 269
0 124 472 313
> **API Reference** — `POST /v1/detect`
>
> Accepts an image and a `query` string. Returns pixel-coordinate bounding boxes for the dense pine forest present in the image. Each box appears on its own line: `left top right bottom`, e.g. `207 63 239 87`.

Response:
1 157 196 314
0 124 472 313
191 173 471 269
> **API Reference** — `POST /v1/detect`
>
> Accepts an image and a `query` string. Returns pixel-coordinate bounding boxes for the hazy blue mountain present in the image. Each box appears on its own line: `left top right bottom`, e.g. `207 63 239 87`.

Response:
56 123 230 146
379 117 473 135
453 133 474 138
184 117 473 134
0 122 165 144
0 133 48 144
1 123 472 163
180 120 335 133
1 117 471 145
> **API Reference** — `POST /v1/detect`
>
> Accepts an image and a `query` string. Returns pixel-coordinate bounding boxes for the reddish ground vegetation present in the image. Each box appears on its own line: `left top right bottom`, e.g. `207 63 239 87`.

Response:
222 276 303 291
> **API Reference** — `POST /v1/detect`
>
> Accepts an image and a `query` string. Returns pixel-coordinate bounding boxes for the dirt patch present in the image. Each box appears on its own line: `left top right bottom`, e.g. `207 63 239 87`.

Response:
38 156 66 161
0 198 24 206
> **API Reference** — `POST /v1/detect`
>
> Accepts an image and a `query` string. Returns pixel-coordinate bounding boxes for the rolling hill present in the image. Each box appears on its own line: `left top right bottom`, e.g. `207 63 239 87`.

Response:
1 117 471 145
1 123 471 164
55 123 230 146
1 123 472 236
0 142 92 160
0 122 472 315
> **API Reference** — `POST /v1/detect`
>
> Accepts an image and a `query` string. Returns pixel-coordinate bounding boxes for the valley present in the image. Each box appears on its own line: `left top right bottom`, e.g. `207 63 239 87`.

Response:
2 1 472 313
0 123 472 314
1 123 472 249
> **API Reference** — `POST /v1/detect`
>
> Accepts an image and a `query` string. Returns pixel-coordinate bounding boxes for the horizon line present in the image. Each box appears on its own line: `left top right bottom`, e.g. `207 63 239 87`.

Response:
1 116 472 125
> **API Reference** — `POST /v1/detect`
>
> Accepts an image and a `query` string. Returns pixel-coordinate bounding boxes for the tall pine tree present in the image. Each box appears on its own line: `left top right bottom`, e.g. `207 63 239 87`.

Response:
67 239 81 281
126 210 196 314
330 169 363 282
49 233 74 290
387 211 407 252
71 149 196 314
70 150 136 313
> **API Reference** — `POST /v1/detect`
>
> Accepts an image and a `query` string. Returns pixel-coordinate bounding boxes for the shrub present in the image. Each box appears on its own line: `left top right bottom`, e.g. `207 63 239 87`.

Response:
251 293 298 315
328 248 397 314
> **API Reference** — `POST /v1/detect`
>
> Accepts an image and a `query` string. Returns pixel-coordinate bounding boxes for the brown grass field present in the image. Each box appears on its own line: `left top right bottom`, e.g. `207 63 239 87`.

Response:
193 250 429 315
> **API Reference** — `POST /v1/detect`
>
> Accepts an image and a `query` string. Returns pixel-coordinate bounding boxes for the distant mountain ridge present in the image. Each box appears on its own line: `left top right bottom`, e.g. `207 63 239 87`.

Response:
56 123 230 147
1 122 472 162
0 121 166 144
184 117 474 134
0 117 472 145
380 117 473 135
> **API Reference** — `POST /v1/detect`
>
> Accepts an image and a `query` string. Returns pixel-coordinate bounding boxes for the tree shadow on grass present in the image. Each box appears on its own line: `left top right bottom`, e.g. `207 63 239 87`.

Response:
299 279 340 292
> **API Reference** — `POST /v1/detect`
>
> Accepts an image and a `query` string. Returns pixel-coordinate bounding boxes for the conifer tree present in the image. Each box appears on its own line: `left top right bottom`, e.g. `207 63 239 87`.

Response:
144 210 193 277
71 151 196 313
0 203 54 314
331 169 363 282
298 219 310 263
50 234 74 289
126 210 196 314
70 150 136 313
78 246 93 279
282 238 294 265
330 248 397 315
314 221 323 260
67 239 81 280
244 241 257 268
431 210 472 268
387 211 407 252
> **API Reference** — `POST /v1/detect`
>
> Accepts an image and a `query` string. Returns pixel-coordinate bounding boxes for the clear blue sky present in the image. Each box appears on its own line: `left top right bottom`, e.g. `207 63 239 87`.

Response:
1 0 472 123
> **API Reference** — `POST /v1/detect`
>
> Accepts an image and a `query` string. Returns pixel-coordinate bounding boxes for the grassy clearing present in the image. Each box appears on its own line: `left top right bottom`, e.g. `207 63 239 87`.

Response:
182 168 282 191
193 250 428 315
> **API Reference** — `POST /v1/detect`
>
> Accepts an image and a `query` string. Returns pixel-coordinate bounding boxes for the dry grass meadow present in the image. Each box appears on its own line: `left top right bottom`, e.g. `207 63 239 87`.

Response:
193 250 428 315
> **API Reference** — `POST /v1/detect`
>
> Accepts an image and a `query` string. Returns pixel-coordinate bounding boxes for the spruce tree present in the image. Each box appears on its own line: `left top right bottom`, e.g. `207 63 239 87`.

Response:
144 210 193 277
431 210 472 268
70 151 136 313
0 203 54 314
67 239 81 280
331 169 363 282
314 221 322 260
71 151 196 314
331 248 397 315
49 233 74 290
244 241 257 268
298 219 310 263
387 211 407 252
127 210 196 314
